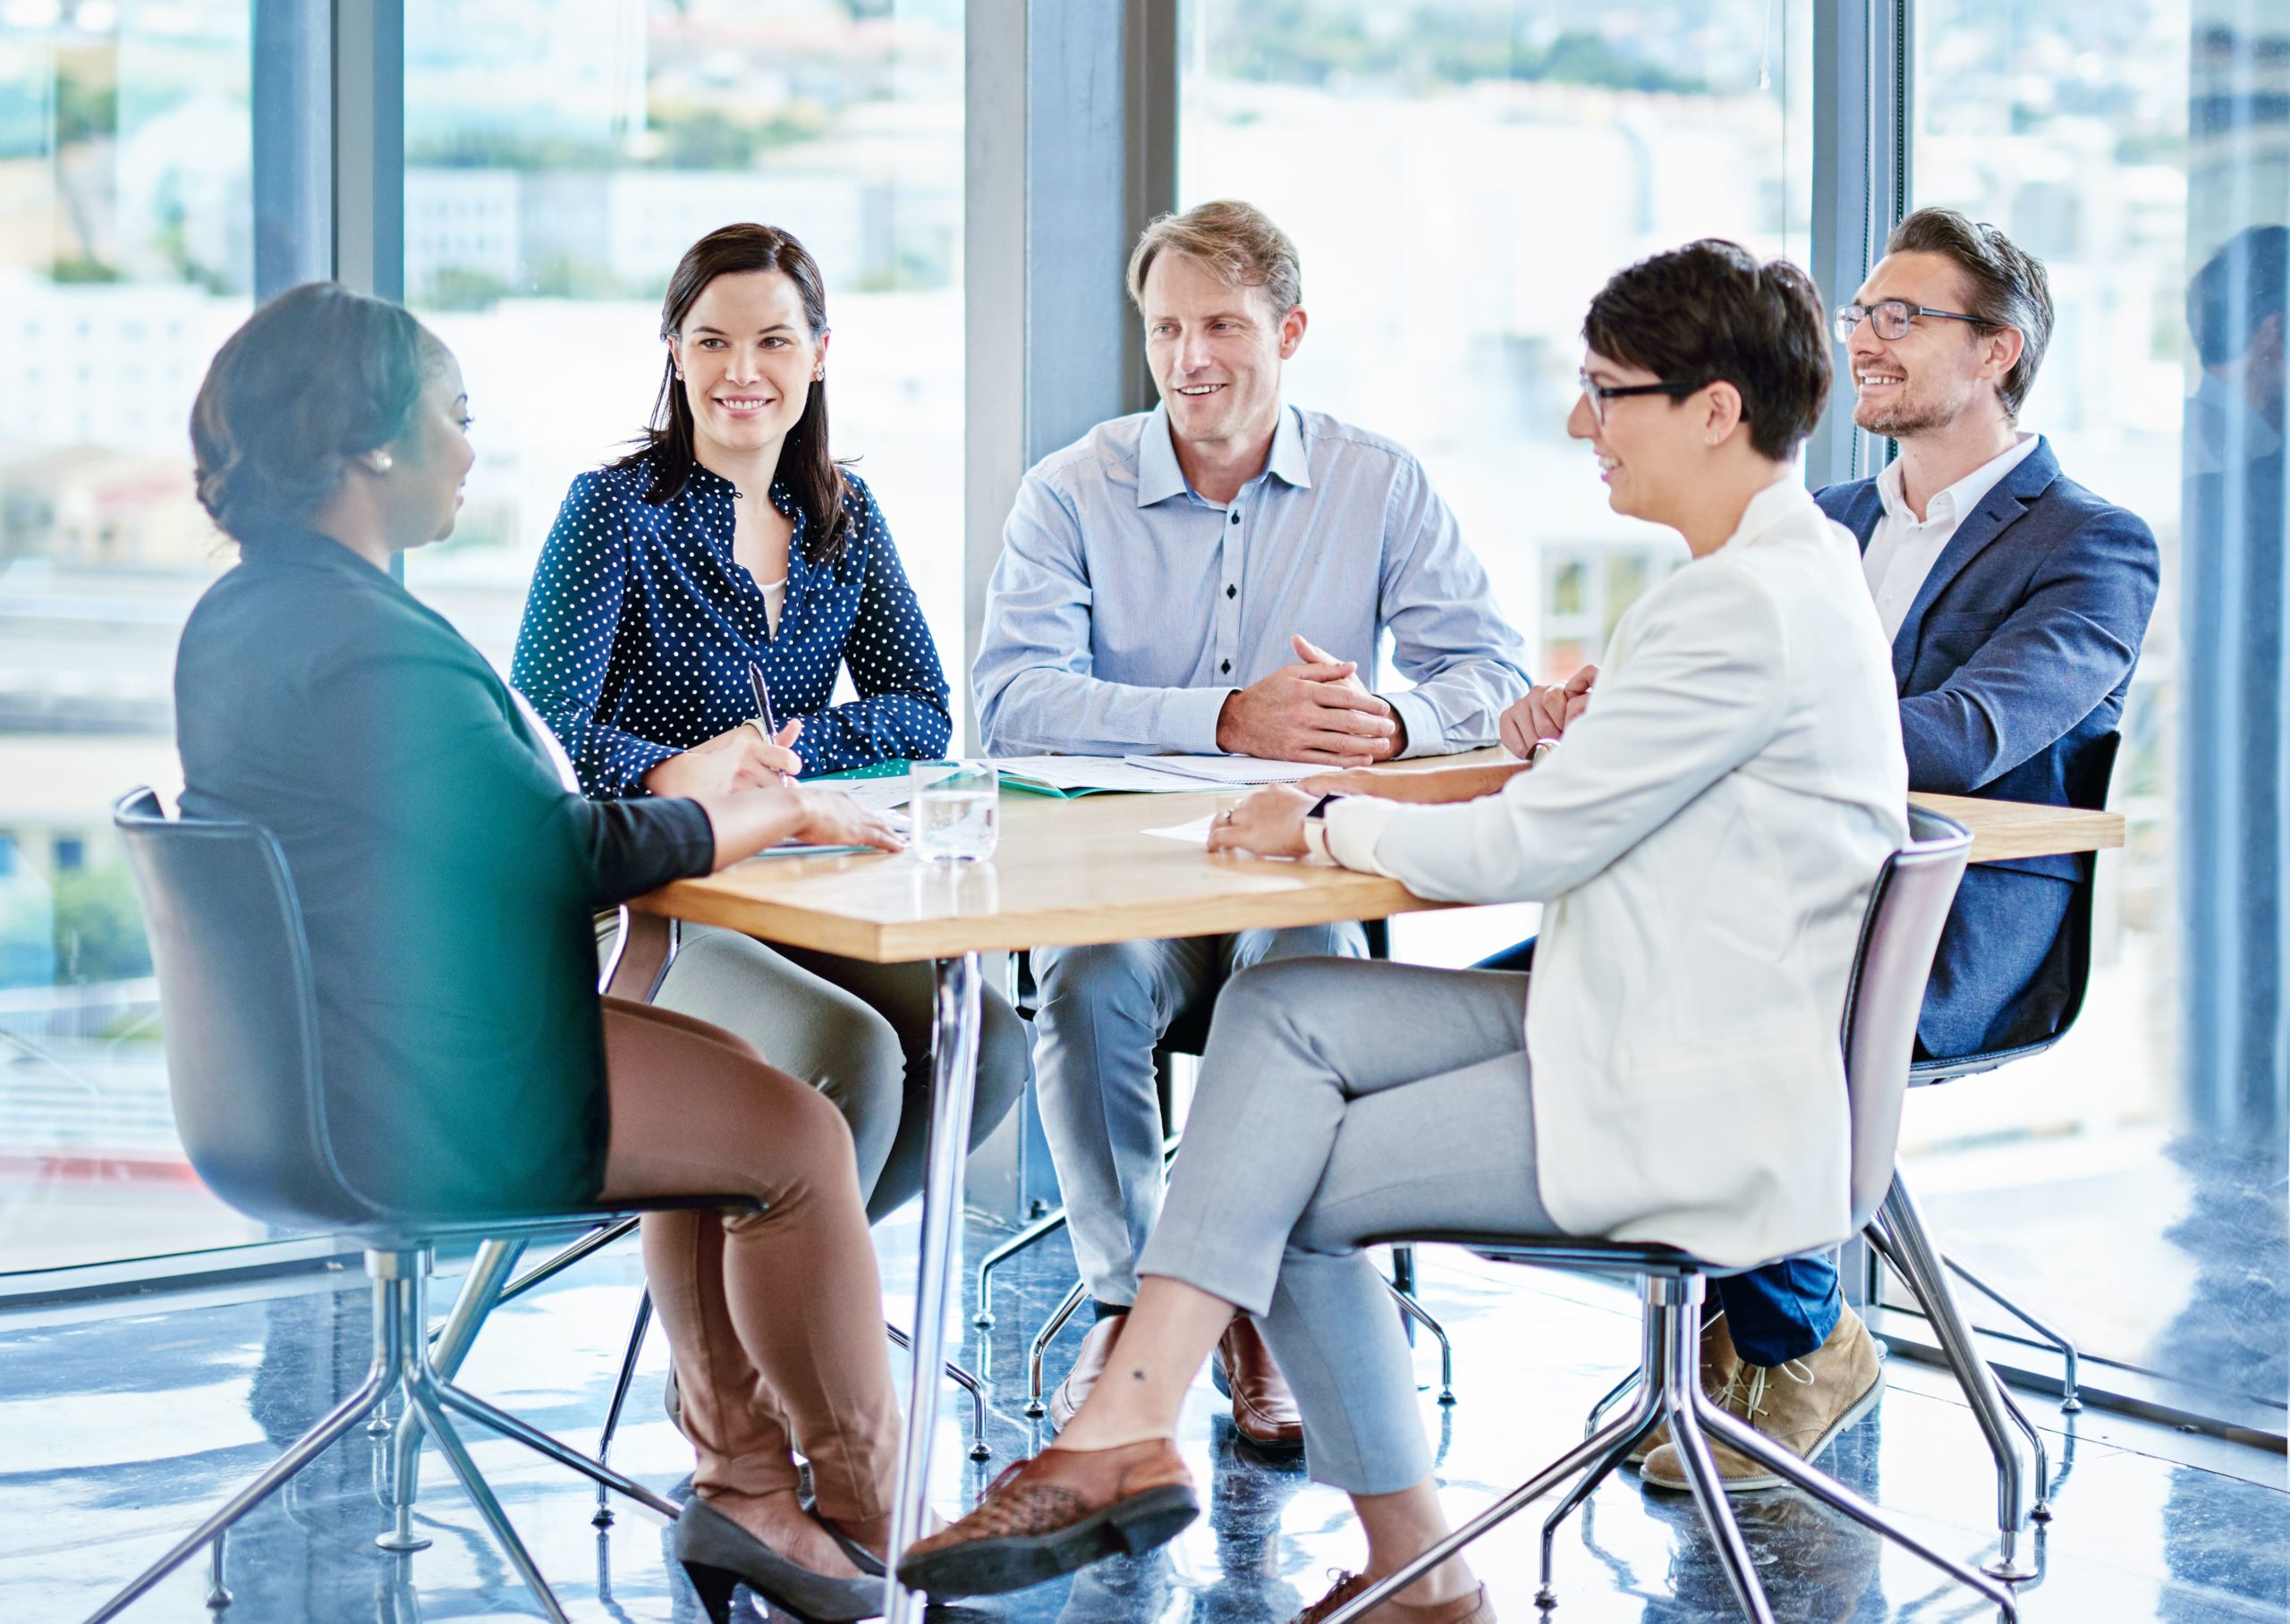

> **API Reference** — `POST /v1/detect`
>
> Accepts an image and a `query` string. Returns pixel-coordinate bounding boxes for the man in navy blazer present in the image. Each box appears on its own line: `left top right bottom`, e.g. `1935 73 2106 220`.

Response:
1490 210 2159 1492
1696 210 2159 1489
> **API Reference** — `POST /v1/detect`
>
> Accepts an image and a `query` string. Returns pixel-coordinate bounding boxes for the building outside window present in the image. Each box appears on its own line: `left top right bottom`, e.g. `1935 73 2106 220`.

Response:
0 0 263 1273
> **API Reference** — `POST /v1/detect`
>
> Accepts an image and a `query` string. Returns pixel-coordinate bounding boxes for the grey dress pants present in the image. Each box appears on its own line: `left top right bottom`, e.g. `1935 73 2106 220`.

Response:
599 920 1030 1222
1138 956 1557 1496
1032 922 1366 1306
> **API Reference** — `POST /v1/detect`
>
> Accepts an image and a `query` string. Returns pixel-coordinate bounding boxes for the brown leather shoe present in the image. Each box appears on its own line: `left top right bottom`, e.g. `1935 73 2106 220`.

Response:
1047 1312 1125 1431
1209 1315 1304 1451
895 1438 1198 1598
1293 1570 1496 1623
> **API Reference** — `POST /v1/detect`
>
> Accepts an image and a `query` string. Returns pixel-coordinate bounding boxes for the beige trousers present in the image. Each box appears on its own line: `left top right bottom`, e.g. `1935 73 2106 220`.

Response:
595 995 900 1531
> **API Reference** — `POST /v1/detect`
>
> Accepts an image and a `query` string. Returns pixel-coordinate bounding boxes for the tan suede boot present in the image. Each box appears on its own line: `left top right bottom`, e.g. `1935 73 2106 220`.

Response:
1641 1307 1883 1493
1625 1311 1741 1468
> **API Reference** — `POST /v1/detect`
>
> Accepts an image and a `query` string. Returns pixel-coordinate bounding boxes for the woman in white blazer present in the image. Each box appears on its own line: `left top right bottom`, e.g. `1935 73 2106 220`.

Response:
895 242 1910 1621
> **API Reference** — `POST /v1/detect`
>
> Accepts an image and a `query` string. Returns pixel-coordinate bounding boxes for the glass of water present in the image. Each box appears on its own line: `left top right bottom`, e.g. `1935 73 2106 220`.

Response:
909 760 1000 862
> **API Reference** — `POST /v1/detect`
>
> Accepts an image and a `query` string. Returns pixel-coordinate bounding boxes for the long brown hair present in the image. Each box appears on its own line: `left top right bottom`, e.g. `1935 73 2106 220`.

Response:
615 223 852 562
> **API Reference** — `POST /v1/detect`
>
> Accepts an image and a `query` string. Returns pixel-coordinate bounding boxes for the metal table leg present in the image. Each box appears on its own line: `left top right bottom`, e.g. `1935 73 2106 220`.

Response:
884 952 982 1624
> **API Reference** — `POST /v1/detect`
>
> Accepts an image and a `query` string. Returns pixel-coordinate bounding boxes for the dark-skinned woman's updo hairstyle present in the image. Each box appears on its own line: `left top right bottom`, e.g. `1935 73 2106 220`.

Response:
614 222 853 564
191 282 441 546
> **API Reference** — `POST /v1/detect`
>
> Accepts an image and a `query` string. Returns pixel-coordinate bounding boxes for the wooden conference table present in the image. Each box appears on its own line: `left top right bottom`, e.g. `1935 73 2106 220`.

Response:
614 753 2123 1622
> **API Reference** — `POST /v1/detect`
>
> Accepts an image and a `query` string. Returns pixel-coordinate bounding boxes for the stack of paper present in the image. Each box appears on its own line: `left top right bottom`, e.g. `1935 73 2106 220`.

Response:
1121 755 1326 786
992 756 1209 796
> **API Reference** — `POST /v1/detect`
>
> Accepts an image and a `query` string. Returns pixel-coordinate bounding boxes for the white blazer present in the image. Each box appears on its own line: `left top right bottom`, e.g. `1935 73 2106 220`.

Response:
1323 478 1909 1266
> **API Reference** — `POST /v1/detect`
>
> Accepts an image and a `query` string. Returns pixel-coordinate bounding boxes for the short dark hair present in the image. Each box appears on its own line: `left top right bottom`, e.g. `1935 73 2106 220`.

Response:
2187 224 2290 368
614 222 854 565
191 283 443 544
1582 240 1831 461
1882 208 2053 420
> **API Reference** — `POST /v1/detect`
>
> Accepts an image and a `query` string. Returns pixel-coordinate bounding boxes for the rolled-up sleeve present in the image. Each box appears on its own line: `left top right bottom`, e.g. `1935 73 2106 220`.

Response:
1377 458 1532 757
974 473 1231 756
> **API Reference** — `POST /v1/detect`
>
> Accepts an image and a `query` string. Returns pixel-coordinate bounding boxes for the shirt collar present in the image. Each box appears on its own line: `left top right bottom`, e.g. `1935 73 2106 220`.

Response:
1876 431 2040 528
1134 402 1312 508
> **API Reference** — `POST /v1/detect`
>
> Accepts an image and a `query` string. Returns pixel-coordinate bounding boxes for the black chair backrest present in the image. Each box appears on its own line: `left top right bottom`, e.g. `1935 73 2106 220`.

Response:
1840 808 1972 1229
1912 728 2121 1082
113 788 380 1232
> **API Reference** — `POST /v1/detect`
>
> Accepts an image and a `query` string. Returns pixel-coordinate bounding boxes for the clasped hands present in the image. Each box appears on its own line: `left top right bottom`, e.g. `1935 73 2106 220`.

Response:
1215 634 1404 767
1208 664 1601 860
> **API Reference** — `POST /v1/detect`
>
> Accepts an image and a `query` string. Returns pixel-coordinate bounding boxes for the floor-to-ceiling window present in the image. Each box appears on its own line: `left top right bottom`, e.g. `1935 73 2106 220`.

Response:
1889 0 2286 1425
0 0 269 1272
399 0 967 723
1179 0 1813 963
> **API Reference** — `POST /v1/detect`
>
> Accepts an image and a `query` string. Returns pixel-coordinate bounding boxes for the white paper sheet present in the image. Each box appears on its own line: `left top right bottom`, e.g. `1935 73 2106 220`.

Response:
991 756 1208 793
1141 815 1217 845
1122 754 1327 786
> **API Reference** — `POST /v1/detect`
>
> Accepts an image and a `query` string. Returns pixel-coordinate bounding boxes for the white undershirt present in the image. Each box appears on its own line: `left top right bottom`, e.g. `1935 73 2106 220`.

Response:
1861 432 2040 640
759 577 787 636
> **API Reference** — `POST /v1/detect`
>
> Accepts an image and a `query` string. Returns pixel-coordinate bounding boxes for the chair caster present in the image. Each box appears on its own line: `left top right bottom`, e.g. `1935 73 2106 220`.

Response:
591 1504 615 1528
970 1440 992 1461
973 1311 995 1329
1438 1388 1457 1406
1023 1399 1047 1418
1534 1583 1557 1611
2031 1499 2054 1523
1980 1550 2039 1582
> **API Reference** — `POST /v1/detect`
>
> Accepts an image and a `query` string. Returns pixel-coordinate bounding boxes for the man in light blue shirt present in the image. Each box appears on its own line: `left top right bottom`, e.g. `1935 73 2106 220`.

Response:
974 200 1528 1442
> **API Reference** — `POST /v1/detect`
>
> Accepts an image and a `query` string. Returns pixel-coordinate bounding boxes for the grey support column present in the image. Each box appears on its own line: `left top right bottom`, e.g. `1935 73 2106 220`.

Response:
1806 0 1911 495
962 0 1177 749
251 0 332 298
332 0 404 302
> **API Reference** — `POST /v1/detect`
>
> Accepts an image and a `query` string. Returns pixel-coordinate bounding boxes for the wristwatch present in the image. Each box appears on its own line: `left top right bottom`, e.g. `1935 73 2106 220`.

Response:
1301 792 1344 861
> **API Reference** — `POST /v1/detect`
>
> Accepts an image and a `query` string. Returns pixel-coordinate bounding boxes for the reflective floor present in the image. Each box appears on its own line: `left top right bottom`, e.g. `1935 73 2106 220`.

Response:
4 1210 2286 1624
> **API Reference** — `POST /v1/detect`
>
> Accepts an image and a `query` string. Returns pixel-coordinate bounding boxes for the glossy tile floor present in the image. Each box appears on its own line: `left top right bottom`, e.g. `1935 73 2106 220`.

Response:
5 1212 2286 1624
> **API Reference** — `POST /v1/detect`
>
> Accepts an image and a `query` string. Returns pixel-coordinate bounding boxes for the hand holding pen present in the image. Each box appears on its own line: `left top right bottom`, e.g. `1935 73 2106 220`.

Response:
747 660 801 787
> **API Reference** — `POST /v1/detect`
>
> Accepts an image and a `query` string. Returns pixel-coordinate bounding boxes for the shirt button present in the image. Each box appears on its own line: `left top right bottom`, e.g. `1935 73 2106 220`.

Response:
1229 512 1240 525
1226 584 1236 598
1221 659 1232 674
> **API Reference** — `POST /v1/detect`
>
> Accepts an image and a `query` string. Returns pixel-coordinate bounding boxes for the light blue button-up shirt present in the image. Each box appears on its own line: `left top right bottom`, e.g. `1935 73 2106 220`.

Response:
974 402 1531 757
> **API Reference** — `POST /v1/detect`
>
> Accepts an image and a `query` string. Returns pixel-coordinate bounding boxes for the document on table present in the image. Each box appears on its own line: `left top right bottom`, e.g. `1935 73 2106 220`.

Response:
810 761 917 812
1142 813 1218 844
1122 754 1327 786
992 756 1209 796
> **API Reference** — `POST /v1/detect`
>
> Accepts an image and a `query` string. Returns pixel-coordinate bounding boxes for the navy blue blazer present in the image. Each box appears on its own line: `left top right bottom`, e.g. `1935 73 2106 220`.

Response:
1817 437 2159 1057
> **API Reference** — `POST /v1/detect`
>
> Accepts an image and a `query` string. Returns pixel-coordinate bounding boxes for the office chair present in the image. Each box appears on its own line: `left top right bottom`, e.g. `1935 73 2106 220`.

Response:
1321 810 2020 1624
1587 733 2122 1567
93 789 739 1623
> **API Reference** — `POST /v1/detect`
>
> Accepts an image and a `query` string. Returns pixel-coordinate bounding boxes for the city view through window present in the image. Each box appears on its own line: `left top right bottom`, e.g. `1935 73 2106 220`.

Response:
0 0 2278 1425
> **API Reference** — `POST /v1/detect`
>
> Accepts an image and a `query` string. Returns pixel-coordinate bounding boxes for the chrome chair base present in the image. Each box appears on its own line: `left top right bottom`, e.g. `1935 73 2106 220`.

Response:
1576 1171 2056 1580
1327 1274 2020 1624
88 1247 675 1624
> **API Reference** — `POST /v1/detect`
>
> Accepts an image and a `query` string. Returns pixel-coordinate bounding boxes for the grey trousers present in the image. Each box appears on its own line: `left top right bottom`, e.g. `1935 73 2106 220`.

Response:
1139 956 1555 1496
1032 922 1366 1305
599 920 1030 1222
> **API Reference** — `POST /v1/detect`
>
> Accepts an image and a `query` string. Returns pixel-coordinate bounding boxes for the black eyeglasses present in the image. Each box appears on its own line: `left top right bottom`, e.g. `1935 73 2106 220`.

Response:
1834 300 1994 343
1578 369 1697 427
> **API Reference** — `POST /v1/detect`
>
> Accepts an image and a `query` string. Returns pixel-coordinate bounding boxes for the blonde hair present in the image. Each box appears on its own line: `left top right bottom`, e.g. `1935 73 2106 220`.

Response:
1126 199 1302 319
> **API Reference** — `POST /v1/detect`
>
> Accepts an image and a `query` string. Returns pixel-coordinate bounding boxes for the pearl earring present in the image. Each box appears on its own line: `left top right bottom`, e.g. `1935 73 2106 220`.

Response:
375 453 393 471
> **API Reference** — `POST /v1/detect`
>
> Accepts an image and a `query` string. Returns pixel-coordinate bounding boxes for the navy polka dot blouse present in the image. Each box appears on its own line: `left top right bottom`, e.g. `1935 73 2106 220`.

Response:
511 455 952 797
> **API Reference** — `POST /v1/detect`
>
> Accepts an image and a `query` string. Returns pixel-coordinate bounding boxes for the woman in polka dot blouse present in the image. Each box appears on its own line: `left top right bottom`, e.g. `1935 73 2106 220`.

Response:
513 223 1027 1223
